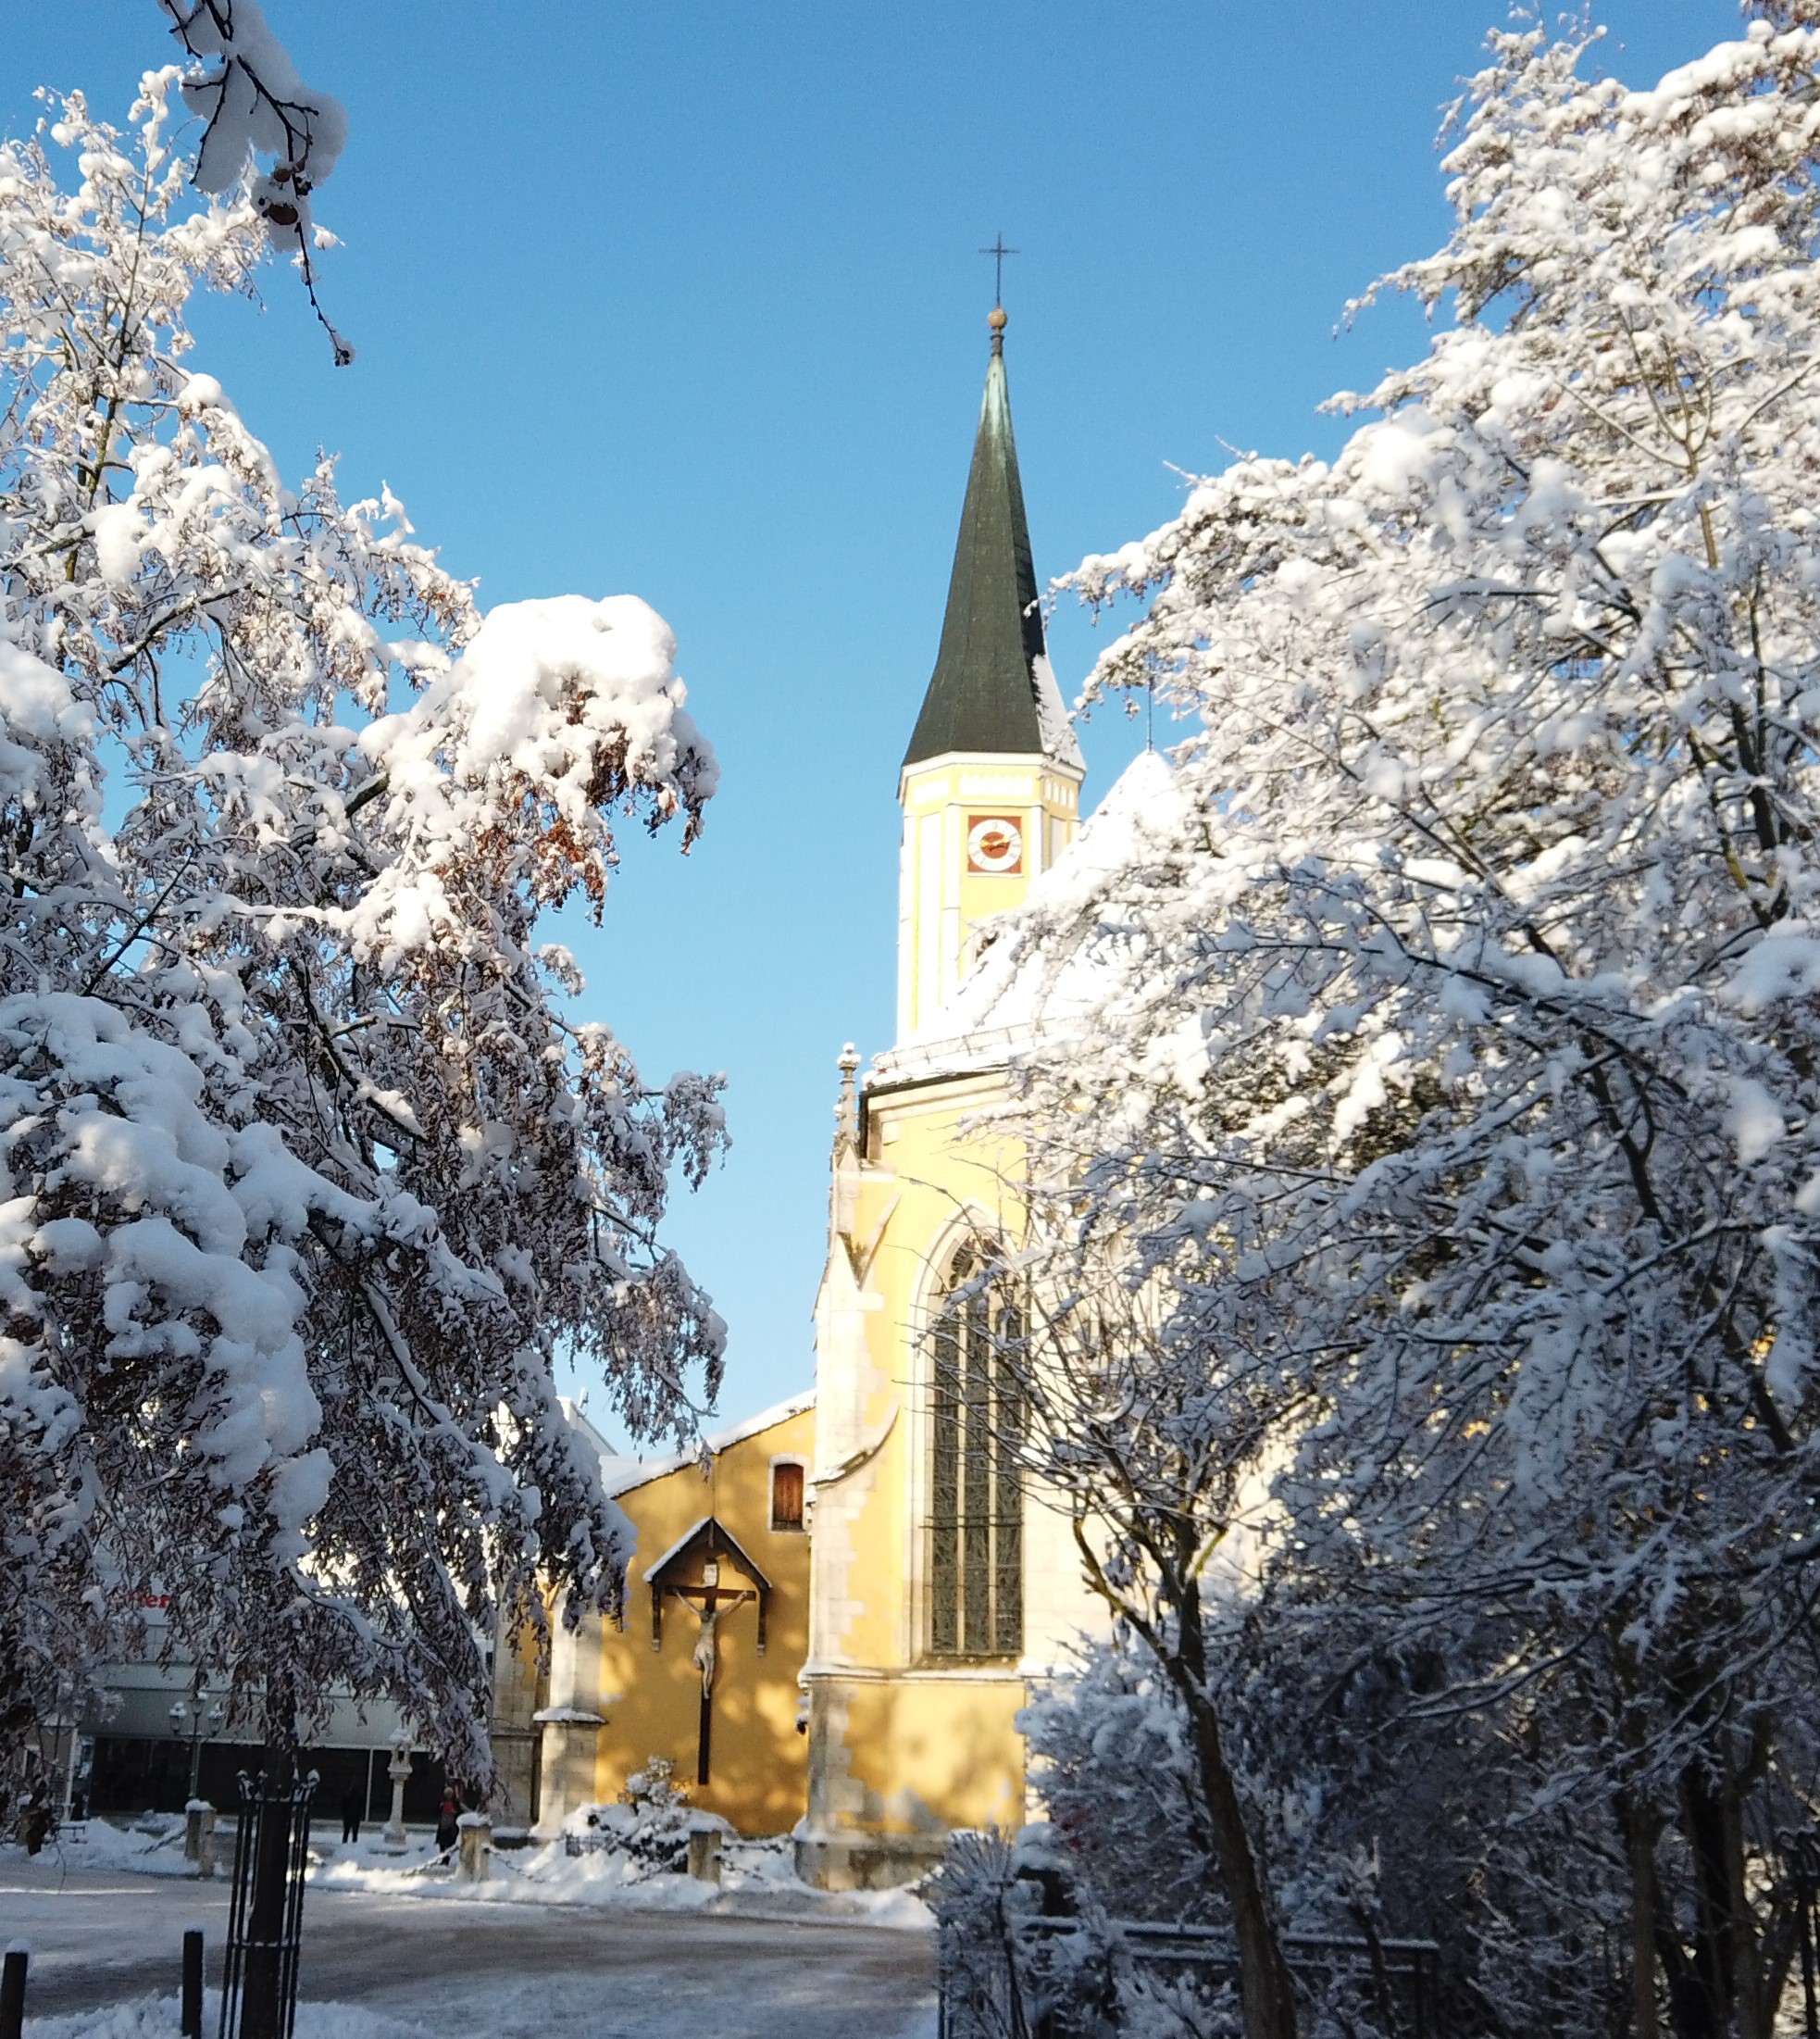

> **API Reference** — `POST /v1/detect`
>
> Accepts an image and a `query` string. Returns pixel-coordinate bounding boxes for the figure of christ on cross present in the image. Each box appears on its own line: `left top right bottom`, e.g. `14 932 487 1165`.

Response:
668 1561 757 1786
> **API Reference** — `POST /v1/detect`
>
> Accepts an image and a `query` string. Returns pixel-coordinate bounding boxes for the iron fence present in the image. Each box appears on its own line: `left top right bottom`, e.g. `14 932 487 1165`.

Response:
939 1912 1440 2039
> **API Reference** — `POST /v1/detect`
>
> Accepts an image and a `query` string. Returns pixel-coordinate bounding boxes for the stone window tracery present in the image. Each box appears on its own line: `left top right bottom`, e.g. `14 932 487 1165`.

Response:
927 1243 1023 1657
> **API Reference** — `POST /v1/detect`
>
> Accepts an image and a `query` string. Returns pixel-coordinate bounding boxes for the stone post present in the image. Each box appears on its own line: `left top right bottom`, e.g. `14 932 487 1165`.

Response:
381 1732 412 1854
686 1815 726 1884
456 1813 491 1883
183 1801 216 1877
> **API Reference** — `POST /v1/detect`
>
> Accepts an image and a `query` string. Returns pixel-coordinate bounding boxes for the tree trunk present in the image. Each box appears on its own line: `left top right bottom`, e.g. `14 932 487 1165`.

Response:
1681 1748 1736 2039
1721 1732 1769 2039
1174 1577 1298 2039
238 1786 293 2039
1623 1791 1660 2039
239 1683 299 2039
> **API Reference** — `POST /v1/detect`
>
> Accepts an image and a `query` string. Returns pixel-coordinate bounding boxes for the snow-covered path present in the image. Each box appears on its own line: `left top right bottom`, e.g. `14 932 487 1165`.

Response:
0 1858 937 2038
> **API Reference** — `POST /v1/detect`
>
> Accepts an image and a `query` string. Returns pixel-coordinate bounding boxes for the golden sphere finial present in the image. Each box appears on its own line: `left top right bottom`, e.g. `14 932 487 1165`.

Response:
988 306 1008 332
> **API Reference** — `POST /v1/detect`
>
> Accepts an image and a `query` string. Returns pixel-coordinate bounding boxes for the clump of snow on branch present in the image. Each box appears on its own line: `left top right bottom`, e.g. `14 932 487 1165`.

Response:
355 595 717 957
157 0 352 360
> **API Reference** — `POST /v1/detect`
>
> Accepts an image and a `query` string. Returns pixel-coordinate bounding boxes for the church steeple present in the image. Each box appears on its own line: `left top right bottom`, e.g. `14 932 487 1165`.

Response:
894 311 1085 1041
904 310 1078 772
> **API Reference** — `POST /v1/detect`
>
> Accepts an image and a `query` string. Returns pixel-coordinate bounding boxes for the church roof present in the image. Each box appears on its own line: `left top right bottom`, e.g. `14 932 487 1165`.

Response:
587 1387 816 1500
904 317 1082 771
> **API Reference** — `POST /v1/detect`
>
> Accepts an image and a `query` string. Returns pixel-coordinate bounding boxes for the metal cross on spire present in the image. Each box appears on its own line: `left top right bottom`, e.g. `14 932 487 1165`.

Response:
979 233 1018 306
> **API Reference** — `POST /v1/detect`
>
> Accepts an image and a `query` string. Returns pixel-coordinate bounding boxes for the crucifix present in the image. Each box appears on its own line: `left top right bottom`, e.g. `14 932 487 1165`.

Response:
664 1560 758 1786
979 233 1018 307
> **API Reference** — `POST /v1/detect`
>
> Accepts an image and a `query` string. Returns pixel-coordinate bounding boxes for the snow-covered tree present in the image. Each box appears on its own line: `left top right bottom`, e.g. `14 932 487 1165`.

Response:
0 76 724 1784
992 1224 1302 2039
979 9 1820 2035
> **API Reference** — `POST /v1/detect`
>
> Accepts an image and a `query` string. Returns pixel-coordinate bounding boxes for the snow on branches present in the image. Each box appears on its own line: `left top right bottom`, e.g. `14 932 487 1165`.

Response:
0 78 724 1776
985 10 1820 2033
157 0 352 359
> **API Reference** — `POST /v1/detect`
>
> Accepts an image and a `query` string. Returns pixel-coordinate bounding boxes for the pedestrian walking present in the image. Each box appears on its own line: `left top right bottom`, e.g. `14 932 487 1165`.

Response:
435 1789 459 1855
340 1782 362 1845
21 1777 54 1856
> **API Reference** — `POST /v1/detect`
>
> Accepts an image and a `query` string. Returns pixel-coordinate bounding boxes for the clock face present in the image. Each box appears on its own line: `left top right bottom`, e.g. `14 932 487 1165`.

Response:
967 815 1024 875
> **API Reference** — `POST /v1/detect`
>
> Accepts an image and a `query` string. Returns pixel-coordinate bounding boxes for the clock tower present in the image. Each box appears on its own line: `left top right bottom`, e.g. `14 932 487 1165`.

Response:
800 308 1108 1891
896 307 1083 1038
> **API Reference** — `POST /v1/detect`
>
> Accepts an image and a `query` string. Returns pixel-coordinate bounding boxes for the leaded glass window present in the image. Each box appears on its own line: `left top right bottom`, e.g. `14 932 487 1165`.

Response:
927 1245 1023 1657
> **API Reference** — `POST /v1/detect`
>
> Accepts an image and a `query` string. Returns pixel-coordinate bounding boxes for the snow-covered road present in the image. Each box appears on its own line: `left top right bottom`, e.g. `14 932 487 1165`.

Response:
0 1858 937 2038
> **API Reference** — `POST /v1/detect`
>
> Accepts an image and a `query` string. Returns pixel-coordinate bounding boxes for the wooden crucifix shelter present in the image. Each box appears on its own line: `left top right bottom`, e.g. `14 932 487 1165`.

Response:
644 1516 773 1786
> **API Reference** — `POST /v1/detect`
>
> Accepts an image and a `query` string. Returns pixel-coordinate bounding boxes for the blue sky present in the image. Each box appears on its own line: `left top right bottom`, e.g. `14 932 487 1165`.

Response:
17 0 1739 1440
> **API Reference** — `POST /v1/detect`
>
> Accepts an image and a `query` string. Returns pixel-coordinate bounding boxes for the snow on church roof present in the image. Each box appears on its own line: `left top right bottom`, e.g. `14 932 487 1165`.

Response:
581 1387 817 1500
872 745 1185 1088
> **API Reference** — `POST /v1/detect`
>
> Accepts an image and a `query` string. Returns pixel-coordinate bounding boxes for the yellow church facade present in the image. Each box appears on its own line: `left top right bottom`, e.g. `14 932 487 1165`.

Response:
493 307 1105 1883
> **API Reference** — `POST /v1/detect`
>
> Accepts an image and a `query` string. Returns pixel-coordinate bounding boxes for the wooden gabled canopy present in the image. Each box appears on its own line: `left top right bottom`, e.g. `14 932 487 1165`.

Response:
644 1514 772 1655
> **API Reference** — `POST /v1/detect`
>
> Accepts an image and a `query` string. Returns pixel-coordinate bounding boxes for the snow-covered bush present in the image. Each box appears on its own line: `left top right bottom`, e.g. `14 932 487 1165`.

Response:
0 78 724 1783
932 1827 1117 2039
978 6 1820 2034
614 1757 697 1876
1018 1646 1211 1930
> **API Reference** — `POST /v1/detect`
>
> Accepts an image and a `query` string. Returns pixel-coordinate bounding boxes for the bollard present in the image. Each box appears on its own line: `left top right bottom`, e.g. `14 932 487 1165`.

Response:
187 1804 217 1880
181 1928 204 2039
0 1945 27 2039
184 1801 217 1876
685 1818 725 1885
455 1814 491 1883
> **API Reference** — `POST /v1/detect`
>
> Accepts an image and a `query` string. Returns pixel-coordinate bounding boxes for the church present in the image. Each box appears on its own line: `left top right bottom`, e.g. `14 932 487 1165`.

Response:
499 304 1123 1886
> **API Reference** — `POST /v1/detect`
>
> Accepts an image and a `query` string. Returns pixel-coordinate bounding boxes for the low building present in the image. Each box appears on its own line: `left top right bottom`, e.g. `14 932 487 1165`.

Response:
492 1392 815 1840
66 1626 446 1827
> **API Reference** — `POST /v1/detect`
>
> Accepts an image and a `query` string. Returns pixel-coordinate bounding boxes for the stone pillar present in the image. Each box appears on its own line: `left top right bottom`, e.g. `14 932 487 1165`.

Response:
381 1733 412 1854
183 1801 216 1877
686 1816 725 1884
456 1814 491 1883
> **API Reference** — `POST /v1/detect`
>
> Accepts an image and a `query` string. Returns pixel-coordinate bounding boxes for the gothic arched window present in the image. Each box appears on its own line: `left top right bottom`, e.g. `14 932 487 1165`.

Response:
927 1245 1023 1657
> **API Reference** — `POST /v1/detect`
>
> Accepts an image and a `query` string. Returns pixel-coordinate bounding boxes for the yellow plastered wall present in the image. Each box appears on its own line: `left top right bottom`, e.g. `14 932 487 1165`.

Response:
837 1677 1028 1834
804 1068 1051 1879
856 1075 1024 1672
594 1403 815 1836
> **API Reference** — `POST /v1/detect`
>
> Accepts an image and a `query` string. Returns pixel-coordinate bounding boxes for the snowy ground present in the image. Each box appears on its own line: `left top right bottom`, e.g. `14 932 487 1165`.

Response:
0 1833 937 2039
308 1826 930 1927
17 1816 930 1927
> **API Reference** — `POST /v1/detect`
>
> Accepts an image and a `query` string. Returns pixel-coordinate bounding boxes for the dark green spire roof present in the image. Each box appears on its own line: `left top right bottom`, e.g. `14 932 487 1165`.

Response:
904 319 1079 770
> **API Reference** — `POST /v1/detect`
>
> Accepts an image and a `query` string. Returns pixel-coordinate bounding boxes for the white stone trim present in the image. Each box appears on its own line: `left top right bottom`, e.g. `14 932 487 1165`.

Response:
896 752 1084 802
798 1663 1027 1686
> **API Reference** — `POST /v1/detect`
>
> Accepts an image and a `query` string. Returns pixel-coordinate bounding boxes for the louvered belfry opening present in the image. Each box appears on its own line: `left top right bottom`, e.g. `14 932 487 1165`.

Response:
928 1245 1024 1657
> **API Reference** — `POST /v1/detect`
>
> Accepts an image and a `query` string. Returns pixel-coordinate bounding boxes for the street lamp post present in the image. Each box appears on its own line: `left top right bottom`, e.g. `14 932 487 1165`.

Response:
168 1695 226 1803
